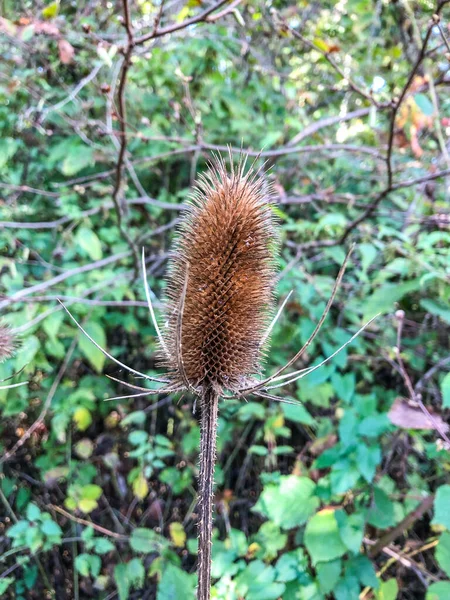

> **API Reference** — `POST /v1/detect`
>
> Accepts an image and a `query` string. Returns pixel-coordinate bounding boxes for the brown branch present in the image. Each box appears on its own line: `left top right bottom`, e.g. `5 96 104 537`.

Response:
111 0 140 278
133 0 230 45
368 495 435 558
49 504 128 540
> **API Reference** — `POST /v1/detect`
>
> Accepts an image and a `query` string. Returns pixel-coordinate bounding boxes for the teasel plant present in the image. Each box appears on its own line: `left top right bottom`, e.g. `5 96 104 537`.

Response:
0 322 26 391
61 152 377 600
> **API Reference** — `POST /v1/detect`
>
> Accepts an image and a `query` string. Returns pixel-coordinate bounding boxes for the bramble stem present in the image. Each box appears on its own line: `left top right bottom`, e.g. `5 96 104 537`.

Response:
197 387 219 600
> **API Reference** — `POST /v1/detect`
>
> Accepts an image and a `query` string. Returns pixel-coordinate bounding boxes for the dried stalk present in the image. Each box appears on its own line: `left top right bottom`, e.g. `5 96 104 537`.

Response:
197 388 220 599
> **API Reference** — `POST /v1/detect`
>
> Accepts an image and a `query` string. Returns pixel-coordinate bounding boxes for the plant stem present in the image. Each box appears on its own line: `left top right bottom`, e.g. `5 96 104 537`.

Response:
197 387 219 600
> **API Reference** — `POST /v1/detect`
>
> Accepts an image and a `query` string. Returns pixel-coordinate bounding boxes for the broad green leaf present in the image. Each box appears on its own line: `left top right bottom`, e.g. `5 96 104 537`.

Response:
427 582 450 600
362 280 423 321
375 578 398 600
420 299 450 325
414 93 434 116
40 519 63 538
61 144 94 176
0 138 19 169
356 444 381 483
436 531 450 577
281 402 316 426
129 528 165 553
367 488 396 529
76 227 103 261
127 557 145 588
156 564 195 600
304 509 347 564
114 563 130 600
316 559 341 594
336 511 364 554
432 486 450 530
78 322 106 373
235 560 286 600
253 476 319 530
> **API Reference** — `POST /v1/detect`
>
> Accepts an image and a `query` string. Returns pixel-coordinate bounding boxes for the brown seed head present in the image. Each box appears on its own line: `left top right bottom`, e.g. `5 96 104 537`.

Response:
162 154 277 393
0 323 16 363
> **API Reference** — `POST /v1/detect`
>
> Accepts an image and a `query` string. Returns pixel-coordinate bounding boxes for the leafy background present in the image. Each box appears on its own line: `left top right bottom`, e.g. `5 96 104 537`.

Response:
1 0 450 599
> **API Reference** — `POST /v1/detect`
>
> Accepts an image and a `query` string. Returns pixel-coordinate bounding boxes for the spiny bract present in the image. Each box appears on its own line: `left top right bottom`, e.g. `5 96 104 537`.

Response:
161 154 277 393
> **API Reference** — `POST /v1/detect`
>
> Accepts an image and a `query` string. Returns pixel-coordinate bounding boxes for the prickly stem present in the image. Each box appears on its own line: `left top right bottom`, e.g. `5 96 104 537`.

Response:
197 388 219 600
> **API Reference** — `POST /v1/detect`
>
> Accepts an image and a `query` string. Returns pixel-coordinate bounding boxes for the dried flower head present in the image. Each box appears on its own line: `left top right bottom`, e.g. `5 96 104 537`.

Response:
0 323 16 363
161 154 277 394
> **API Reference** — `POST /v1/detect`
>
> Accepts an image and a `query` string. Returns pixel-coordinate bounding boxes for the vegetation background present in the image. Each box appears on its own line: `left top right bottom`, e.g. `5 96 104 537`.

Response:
1 0 450 599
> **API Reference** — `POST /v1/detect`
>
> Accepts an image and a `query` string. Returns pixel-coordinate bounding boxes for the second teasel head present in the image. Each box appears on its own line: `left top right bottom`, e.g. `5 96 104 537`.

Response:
161 154 278 394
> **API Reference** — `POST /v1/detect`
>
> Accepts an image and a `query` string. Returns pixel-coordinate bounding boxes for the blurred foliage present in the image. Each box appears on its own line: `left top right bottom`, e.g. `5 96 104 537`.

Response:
0 0 450 599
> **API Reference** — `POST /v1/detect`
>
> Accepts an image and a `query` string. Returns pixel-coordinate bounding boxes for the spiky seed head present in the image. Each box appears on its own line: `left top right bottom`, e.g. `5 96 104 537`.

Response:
0 323 16 363
162 154 277 393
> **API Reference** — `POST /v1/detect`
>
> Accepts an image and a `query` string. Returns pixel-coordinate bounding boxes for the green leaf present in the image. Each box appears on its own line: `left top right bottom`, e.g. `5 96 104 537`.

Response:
316 559 341 594
420 299 450 326
156 564 195 600
235 560 286 600
414 93 434 116
78 322 106 373
253 476 319 530
0 578 14 594
61 144 94 176
26 502 41 521
436 532 450 577
127 557 145 589
367 488 396 529
0 137 19 169
336 511 364 554
304 509 347 564
441 373 450 409
281 402 316 426
254 521 288 560
356 444 381 483
114 563 130 600
433 485 450 530
129 527 163 553
362 280 423 321
76 227 103 261
94 537 115 554
40 519 63 538
82 484 103 501
426 582 450 600
375 578 399 600
75 553 93 577
335 575 360 600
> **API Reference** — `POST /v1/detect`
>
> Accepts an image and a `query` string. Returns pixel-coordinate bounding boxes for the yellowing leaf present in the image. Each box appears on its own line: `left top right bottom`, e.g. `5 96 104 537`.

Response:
169 522 186 548
133 474 149 500
73 407 92 431
78 498 98 513
42 1 60 19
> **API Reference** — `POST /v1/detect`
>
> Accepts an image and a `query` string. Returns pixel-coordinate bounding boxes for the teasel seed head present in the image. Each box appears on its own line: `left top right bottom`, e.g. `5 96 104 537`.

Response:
162 153 277 393
0 323 16 363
